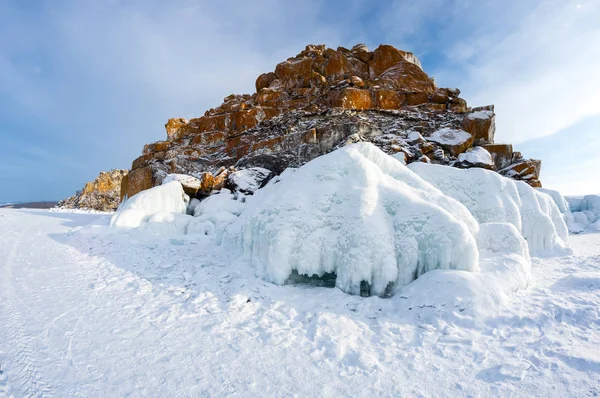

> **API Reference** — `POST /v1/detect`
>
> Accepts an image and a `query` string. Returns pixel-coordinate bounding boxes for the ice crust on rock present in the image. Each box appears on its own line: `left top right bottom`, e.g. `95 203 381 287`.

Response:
427 128 471 146
233 142 480 296
110 181 189 228
456 147 494 168
227 168 273 195
408 163 570 255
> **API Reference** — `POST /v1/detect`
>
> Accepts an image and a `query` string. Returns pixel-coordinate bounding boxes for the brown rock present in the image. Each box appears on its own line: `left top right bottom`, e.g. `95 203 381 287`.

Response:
449 97 468 113
462 109 496 144
481 143 513 169
375 90 404 109
165 118 188 141
125 165 155 199
377 61 436 92
430 88 449 104
406 92 429 106
329 88 373 110
426 128 474 156
350 76 365 88
256 72 276 92
198 172 215 195
499 159 542 182
369 44 423 77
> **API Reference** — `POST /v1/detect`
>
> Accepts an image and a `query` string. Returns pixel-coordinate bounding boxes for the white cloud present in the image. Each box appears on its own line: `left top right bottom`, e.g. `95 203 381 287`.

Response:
444 0 600 144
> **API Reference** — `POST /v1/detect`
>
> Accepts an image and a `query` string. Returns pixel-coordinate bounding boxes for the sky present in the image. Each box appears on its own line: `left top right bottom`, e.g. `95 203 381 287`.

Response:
0 0 599 202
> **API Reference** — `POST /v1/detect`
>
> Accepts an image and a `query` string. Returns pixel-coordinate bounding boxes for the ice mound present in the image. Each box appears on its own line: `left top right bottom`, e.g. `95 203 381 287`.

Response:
235 142 480 296
566 195 600 232
110 181 189 228
395 222 531 315
187 190 245 239
537 188 570 214
139 212 193 235
408 163 570 255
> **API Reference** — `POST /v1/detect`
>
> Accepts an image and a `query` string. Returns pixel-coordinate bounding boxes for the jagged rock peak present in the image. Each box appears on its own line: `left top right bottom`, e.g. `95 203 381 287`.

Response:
121 43 542 200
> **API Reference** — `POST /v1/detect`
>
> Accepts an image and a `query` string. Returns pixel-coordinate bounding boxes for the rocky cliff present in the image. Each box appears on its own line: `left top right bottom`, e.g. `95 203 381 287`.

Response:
57 169 128 211
120 44 541 201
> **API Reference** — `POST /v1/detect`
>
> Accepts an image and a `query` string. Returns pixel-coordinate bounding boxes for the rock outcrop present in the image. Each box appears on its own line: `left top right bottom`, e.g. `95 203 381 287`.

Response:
57 169 128 211
121 44 542 199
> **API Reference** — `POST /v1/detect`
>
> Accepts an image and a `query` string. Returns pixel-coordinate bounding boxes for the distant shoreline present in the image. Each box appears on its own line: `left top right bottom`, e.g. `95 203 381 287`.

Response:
0 201 58 209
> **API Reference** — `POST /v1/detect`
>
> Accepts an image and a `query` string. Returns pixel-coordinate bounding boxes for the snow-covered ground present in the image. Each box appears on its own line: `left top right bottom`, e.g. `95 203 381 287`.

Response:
1 208 599 397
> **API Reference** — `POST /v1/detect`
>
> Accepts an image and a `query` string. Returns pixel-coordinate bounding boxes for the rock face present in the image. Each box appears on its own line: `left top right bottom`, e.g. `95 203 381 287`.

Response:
58 169 128 211
122 43 543 199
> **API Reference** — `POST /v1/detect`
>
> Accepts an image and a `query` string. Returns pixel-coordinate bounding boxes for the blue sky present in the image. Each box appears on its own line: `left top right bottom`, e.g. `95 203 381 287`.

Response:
1 0 599 202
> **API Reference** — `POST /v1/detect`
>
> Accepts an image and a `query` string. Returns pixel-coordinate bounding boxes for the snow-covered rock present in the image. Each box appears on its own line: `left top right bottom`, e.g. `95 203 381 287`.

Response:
187 190 246 239
232 142 480 296
455 147 495 170
193 190 245 217
162 173 202 196
426 128 474 156
110 181 189 228
408 163 570 255
226 168 273 195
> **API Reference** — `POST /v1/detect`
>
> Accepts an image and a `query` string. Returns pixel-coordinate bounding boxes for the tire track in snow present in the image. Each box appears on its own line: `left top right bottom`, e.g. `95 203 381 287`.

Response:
0 227 54 397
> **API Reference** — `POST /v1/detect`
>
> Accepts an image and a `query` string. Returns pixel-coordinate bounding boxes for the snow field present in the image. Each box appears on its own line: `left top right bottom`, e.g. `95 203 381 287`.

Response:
1 209 598 397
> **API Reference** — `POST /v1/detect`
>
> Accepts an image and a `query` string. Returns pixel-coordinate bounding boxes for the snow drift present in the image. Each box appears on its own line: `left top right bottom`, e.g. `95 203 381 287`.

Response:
233 142 480 296
565 194 600 232
110 181 189 229
408 163 570 255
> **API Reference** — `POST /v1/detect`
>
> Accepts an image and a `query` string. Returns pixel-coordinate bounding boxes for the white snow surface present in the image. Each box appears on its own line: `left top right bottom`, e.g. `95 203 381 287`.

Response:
162 173 201 190
229 142 480 296
467 110 494 120
457 146 494 166
408 163 571 256
426 127 472 146
110 181 189 228
1 208 599 397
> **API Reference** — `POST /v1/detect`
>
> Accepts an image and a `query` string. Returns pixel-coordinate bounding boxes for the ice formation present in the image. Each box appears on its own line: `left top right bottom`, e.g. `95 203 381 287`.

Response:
187 190 246 239
110 181 189 228
408 163 570 255
235 142 480 296
537 188 570 214
566 194 600 232
396 222 531 312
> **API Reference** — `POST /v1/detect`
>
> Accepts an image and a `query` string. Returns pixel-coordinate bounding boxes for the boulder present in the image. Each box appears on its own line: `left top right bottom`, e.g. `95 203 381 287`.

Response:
426 128 474 156
369 44 423 76
165 118 188 141
162 174 202 197
454 147 495 170
499 159 542 186
462 109 495 143
226 167 274 195
481 143 513 169
124 165 155 200
377 62 435 92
